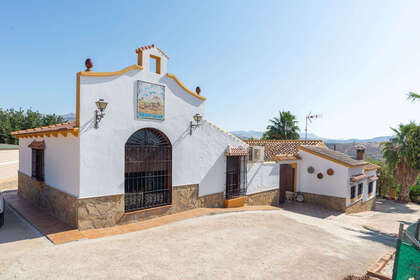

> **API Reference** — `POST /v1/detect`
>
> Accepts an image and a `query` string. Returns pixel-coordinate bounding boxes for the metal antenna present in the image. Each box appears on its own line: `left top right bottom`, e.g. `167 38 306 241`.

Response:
305 113 322 140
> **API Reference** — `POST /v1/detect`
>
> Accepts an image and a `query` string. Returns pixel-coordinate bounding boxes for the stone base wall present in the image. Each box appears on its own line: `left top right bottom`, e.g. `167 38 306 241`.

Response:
171 184 200 213
119 185 224 226
246 189 279 206
77 195 124 230
18 171 78 227
198 192 224 208
18 176 226 229
345 197 376 214
302 192 346 211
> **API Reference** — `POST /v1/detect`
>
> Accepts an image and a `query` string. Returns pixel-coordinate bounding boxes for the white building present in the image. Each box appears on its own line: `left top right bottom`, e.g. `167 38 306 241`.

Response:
12 46 378 230
246 140 379 213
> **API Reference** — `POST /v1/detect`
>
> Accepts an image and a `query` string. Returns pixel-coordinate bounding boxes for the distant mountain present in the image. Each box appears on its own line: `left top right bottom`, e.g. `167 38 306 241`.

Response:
230 130 264 140
61 113 76 122
230 130 391 143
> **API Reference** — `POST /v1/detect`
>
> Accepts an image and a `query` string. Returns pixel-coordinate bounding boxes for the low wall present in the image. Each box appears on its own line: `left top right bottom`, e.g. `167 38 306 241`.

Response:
18 171 78 227
345 197 376 214
301 192 346 211
246 189 279 206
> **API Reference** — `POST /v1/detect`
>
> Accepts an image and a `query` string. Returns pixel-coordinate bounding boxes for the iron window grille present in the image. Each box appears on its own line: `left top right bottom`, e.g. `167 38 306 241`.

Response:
31 149 44 181
358 183 363 196
368 182 373 194
225 155 247 199
124 128 172 212
351 186 356 200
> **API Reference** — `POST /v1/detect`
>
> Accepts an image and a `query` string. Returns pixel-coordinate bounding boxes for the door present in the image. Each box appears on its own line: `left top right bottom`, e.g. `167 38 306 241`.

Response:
125 128 172 212
279 164 295 203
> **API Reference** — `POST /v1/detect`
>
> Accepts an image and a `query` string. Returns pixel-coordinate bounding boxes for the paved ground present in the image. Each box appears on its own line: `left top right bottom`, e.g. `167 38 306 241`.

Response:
0 149 18 191
1 204 398 280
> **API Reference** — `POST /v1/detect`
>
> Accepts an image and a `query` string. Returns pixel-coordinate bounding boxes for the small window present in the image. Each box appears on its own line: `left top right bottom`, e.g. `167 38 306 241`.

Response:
149 55 161 74
351 186 356 200
358 183 363 198
368 182 373 194
31 149 44 181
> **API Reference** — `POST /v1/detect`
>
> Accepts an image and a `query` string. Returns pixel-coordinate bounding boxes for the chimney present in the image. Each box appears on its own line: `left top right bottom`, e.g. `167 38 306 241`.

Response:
355 144 366 160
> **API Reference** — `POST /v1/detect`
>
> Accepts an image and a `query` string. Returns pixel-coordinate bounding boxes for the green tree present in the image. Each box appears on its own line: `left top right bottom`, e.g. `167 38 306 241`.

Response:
262 110 300 140
366 158 396 197
408 92 420 102
382 122 420 202
0 107 64 145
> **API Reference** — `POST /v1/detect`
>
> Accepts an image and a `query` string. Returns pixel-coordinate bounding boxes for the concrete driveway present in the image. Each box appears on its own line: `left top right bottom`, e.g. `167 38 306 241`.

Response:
0 206 395 280
0 149 18 191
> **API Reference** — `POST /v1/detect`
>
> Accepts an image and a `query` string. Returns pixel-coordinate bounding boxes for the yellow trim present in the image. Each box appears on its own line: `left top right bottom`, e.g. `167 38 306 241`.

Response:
60 131 68 137
150 54 161 74
290 163 297 192
166 73 206 101
76 73 80 127
52 132 58 138
78 65 143 77
137 49 143 66
298 146 368 168
224 196 246 208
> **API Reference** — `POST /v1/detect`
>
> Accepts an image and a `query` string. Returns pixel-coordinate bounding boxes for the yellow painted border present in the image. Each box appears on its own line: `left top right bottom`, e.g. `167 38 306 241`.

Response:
166 73 206 101
78 65 143 77
298 146 368 168
14 128 79 139
290 163 297 192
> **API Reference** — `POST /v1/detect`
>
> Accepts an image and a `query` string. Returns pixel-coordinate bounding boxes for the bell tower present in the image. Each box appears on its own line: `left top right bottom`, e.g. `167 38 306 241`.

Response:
136 44 169 75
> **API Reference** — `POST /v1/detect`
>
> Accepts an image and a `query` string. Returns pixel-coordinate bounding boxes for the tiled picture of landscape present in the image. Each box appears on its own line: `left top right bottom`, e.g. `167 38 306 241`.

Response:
137 80 165 120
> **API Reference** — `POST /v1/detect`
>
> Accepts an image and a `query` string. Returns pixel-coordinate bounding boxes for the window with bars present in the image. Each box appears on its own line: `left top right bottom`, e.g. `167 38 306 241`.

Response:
351 185 356 200
31 149 44 181
358 183 363 198
225 156 247 199
368 182 373 195
124 128 172 212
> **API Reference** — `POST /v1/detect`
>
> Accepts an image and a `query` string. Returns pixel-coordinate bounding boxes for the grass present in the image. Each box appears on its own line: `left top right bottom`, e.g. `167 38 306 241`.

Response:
0 144 18 150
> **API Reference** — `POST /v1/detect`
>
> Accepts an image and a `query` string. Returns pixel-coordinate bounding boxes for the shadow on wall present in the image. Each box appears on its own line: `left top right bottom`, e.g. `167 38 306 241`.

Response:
160 75 203 107
199 151 226 197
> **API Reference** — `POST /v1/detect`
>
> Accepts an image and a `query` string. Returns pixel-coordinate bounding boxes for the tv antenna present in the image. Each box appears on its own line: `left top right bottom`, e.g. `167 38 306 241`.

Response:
305 113 322 140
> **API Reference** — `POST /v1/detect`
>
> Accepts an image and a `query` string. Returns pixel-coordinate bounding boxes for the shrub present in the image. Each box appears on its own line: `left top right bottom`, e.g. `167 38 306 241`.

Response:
409 184 420 203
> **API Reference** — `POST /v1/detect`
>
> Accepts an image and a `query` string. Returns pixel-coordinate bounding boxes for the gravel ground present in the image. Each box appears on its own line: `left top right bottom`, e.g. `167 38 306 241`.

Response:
0 209 393 280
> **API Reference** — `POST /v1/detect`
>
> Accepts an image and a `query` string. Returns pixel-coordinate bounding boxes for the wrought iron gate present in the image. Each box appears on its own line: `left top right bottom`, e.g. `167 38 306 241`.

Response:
225 156 247 199
124 128 172 212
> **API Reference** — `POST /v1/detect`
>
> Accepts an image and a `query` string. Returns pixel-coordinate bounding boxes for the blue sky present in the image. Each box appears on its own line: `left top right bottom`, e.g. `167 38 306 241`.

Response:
1 0 419 139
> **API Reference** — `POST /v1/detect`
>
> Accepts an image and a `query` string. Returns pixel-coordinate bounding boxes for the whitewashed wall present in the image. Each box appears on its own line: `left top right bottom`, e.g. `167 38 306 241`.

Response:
299 150 348 198
346 168 376 206
18 135 80 197
247 162 279 194
78 49 245 198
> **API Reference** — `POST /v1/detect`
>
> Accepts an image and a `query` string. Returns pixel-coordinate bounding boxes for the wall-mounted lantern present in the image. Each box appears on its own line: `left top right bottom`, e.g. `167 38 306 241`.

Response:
94 99 108 129
190 113 202 135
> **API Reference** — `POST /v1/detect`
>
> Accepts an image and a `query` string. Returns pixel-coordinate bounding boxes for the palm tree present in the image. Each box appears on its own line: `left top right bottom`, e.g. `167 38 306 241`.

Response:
262 111 300 140
408 92 420 102
382 122 420 202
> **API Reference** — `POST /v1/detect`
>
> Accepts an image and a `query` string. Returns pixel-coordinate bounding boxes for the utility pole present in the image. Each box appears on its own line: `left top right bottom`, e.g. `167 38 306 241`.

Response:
305 113 322 140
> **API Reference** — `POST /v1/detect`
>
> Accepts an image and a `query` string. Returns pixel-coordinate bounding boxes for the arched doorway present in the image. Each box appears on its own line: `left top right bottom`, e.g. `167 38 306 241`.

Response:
124 128 172 212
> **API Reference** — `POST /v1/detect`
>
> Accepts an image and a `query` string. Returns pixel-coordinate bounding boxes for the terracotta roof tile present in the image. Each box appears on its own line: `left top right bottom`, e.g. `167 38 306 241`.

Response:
226 145 248 156
245 140 324 161
136 44 169 59
364 163 380 172
300 145 368 167
11 121 76 136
